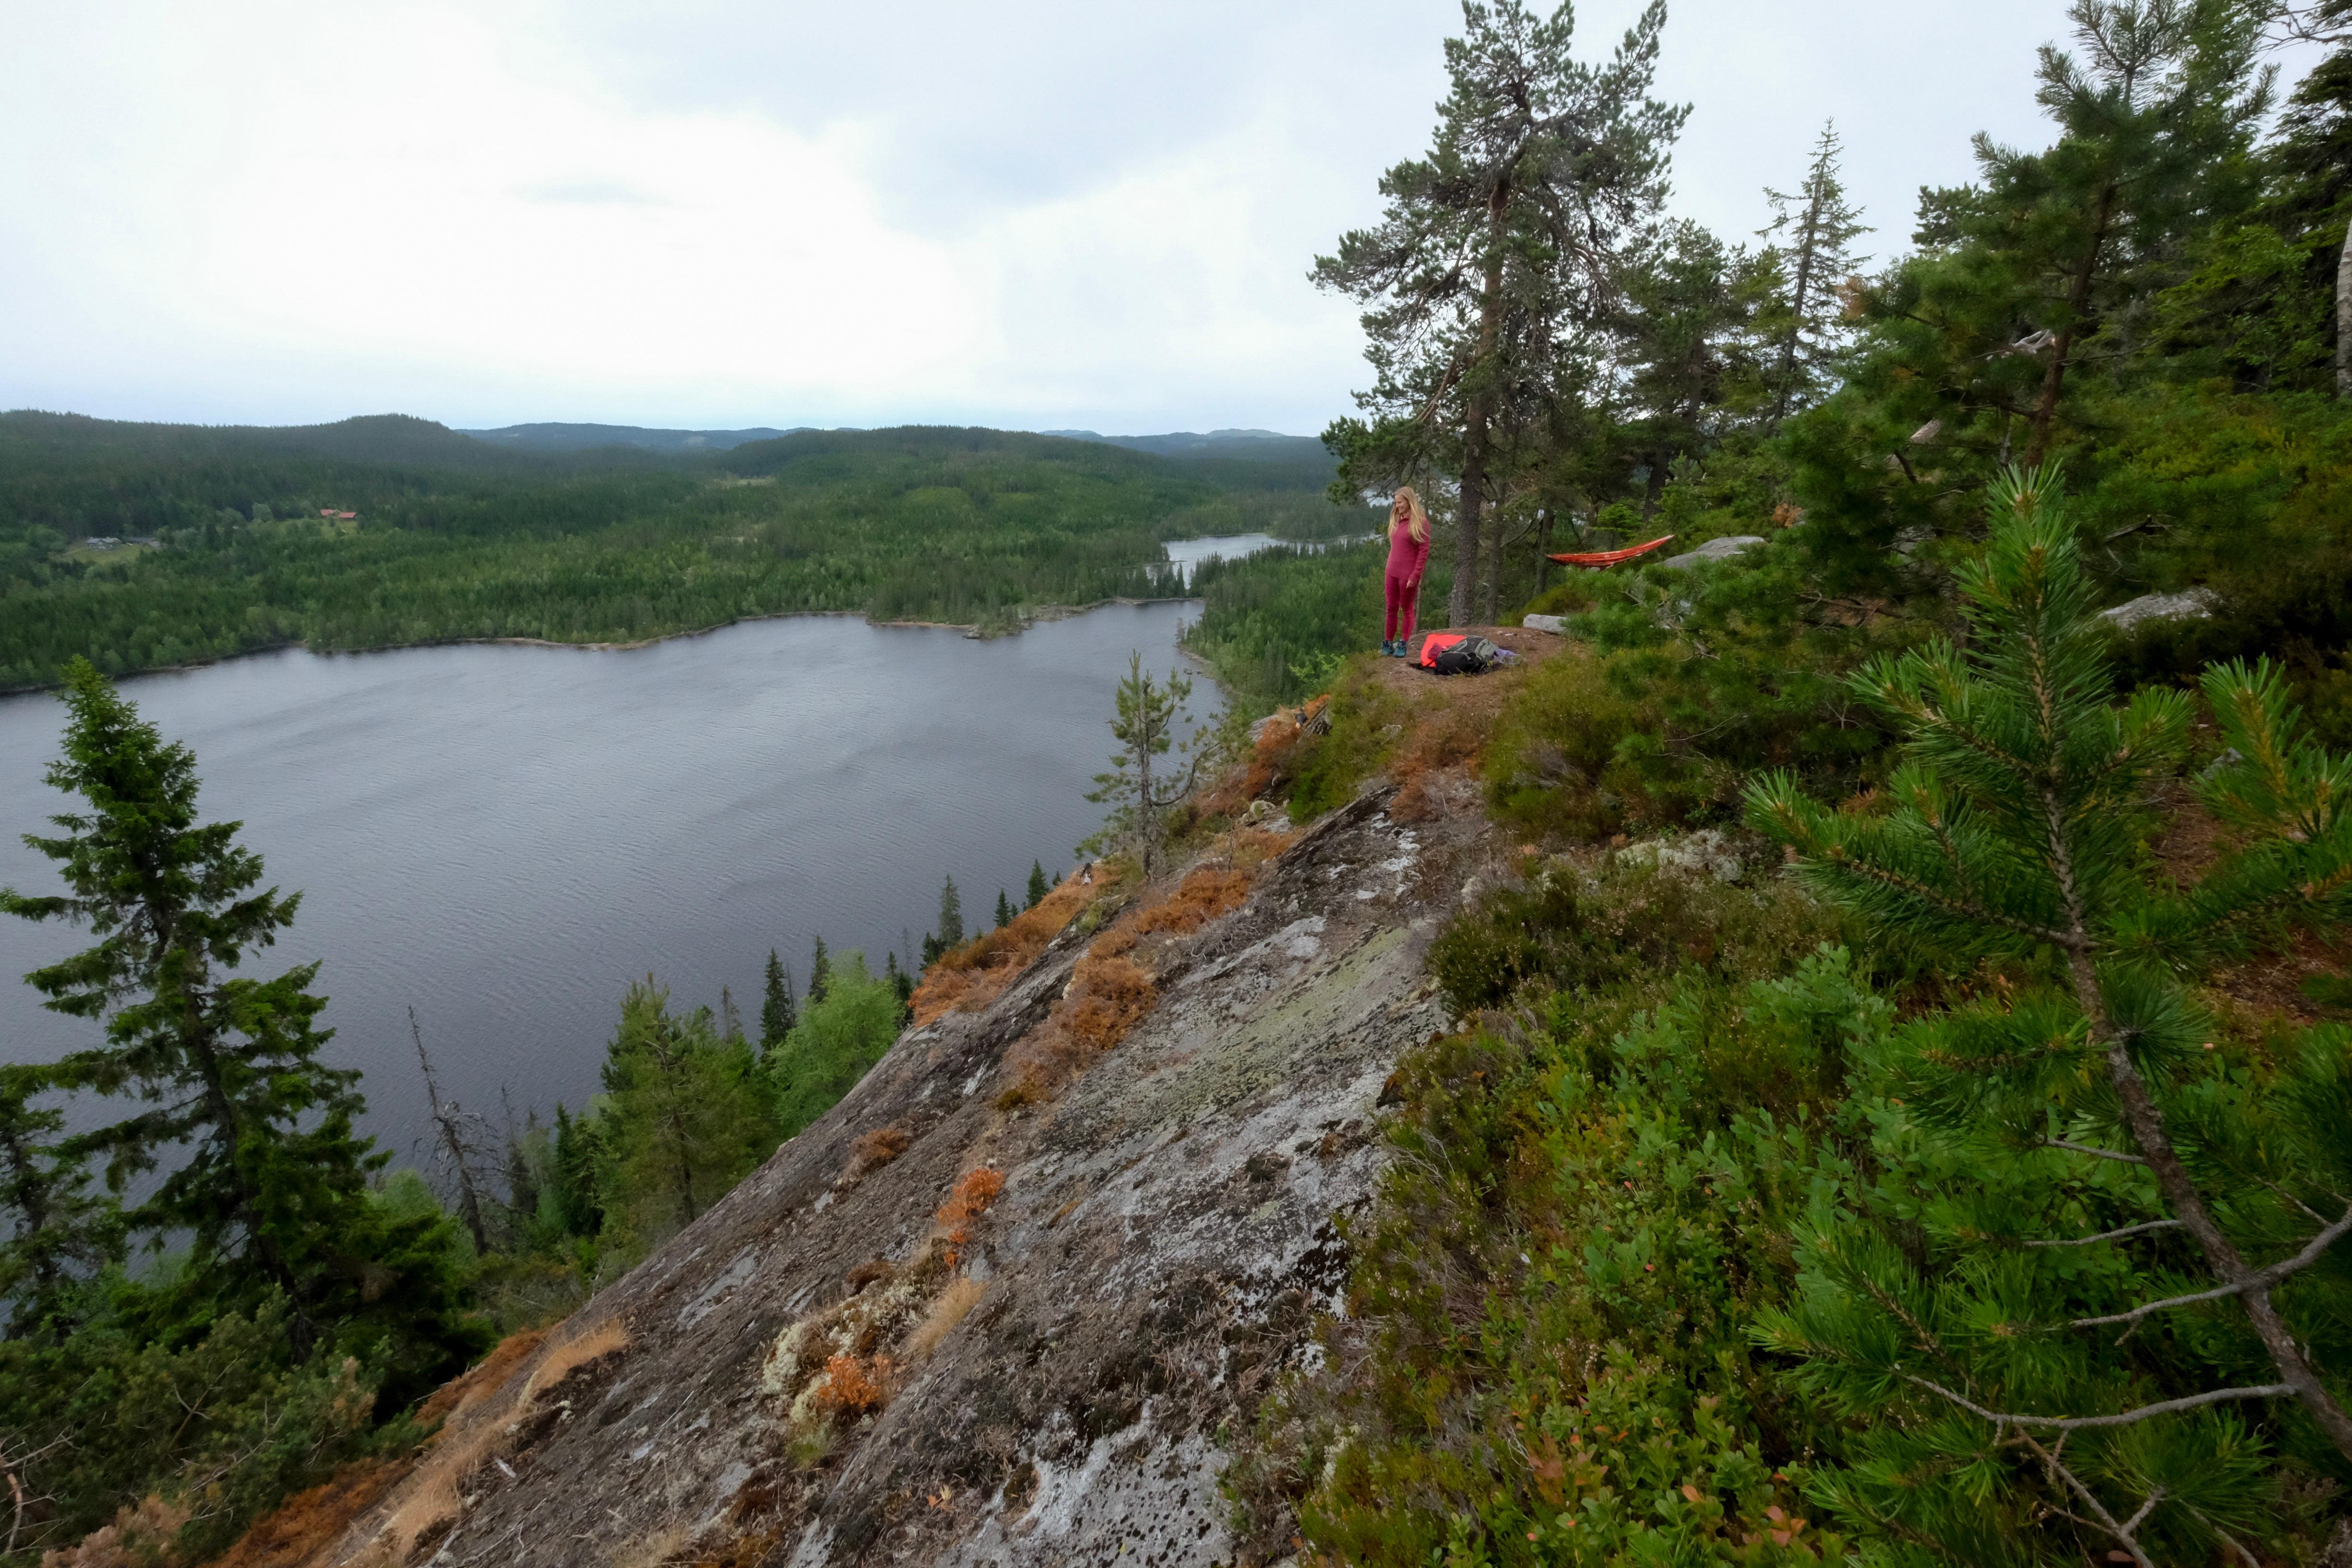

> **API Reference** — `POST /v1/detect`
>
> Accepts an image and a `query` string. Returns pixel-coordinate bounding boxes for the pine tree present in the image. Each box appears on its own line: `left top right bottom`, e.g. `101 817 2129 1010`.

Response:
0 1062 117 1334
759 949 797 1052
937 875 964 951
1083 652 1196 877
719 984 744 1043
1909 0 2268 467
0 659 471 1358
1758 120 1870 425
1026 860 1050 908
1746 468 2352 1561
994 888 1015 930
1314 0 1685 628
808 935 831 1004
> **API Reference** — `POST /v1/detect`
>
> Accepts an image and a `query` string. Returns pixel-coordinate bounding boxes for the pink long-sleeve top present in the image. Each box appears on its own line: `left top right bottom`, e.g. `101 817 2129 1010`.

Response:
1386 517 1430 581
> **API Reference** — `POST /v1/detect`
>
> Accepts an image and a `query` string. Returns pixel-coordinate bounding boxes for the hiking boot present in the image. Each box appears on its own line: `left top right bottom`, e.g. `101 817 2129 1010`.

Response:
1394 640 1412 659
1380 639 1396 656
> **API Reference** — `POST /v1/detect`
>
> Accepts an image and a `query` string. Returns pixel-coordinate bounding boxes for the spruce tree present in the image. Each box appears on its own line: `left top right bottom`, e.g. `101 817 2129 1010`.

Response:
1314 0 1685 628
884 951 914 1024
993 888 1015 930
549 1102 605 1240
0 659 471 1359
1758 119 1869 425
1027 860 1050 908
597 980 775 1239
937 875 964 951
808 935 831 1004
1747 469 2352 1561
759 949 797 1052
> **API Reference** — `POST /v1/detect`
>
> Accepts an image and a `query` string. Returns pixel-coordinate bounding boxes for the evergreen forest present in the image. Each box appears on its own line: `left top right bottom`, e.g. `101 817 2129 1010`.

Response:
0 417 1367 690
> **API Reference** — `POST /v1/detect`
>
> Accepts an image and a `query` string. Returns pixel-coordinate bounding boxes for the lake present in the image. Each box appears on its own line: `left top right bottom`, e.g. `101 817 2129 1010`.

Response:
0 601 1213 1161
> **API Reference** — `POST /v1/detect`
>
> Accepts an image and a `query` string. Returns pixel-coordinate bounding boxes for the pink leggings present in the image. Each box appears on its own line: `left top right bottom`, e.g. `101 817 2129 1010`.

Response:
1384 570 1420 641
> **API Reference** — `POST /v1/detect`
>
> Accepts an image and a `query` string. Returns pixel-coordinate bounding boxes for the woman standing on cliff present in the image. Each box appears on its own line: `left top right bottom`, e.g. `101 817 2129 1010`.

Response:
1381 487 1430 658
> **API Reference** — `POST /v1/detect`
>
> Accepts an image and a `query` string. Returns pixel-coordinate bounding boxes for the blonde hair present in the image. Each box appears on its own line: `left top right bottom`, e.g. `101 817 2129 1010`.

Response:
1392 486 1429 545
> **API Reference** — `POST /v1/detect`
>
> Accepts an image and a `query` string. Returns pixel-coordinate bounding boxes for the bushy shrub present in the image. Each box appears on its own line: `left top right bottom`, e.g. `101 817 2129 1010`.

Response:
1429 859 1844 1016
1235 948 1887 1565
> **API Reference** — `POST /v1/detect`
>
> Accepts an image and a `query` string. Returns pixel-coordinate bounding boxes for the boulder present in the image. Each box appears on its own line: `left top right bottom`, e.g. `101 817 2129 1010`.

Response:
2100 588 2217 631
1660 535 1765 571
1521 613 1569 635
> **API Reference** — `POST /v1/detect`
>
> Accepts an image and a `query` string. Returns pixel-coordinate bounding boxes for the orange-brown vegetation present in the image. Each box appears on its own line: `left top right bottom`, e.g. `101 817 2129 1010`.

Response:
842 1125 912 1183
811 1354 890 1417
933 1167 1006 1265
1133 867 1252 935
990 848 1285 1108
204 1463 408 1568
1062 955 1156 1053
906 873 1096 1026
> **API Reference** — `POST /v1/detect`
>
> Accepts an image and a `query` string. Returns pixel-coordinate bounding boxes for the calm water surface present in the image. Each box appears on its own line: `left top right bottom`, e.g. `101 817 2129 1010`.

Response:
0 603 1213 1158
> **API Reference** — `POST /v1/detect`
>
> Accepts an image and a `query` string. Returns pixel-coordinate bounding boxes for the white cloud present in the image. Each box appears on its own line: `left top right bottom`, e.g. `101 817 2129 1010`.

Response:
0 0 2326 433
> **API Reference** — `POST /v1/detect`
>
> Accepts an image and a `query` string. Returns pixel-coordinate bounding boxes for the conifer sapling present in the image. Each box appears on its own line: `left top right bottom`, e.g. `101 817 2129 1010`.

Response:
1747 467 2352 1563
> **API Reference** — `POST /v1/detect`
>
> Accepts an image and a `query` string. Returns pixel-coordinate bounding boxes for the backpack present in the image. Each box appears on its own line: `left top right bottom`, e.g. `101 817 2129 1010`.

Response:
1420 634 1503 675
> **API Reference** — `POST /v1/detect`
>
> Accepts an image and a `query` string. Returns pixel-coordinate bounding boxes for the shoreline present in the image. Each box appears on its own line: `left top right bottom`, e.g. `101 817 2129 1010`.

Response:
0 596 1207 698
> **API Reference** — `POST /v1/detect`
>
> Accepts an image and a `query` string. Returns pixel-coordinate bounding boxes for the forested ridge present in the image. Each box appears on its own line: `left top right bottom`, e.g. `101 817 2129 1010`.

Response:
0 416 1360 689
1194 1 2352 1563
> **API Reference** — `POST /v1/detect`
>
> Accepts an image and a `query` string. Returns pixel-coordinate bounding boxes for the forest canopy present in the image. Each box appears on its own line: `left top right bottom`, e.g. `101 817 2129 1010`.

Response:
0 416 1367 689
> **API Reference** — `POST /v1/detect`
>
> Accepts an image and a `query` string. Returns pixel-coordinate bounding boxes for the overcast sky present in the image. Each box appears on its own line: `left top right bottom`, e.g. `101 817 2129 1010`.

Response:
0 2 2320 436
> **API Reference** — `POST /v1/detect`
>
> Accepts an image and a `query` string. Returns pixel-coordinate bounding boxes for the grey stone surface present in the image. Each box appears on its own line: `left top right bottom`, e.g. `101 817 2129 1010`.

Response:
1660 535 1765 571
327 788 1485 1568
2100 588 2217 631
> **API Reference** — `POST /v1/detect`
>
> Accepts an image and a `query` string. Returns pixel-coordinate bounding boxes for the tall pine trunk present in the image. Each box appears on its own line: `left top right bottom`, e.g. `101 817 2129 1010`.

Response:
2337 215 2351 399
1771 189 1824 428
1454 192 1508 630
2025 184 2116 469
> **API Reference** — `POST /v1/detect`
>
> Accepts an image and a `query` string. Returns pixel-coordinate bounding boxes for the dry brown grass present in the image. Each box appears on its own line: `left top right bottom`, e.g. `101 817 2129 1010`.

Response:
903 1277 987 1360
839 1125 912 1186
189 1330 552 1568
517 1316 629 1407
364 1318 630 1565
608 1521 690 1568
907 873 1095 1025
414 1328 548 1426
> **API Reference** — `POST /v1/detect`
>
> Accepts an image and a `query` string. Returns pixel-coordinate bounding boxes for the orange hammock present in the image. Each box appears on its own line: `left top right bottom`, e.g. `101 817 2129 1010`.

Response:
1548 534 1674 569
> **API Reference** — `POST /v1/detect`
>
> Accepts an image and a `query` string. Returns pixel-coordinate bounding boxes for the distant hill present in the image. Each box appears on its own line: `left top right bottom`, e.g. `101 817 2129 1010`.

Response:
461 422 811 454
1041 429 1326 462
1 411 545 471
